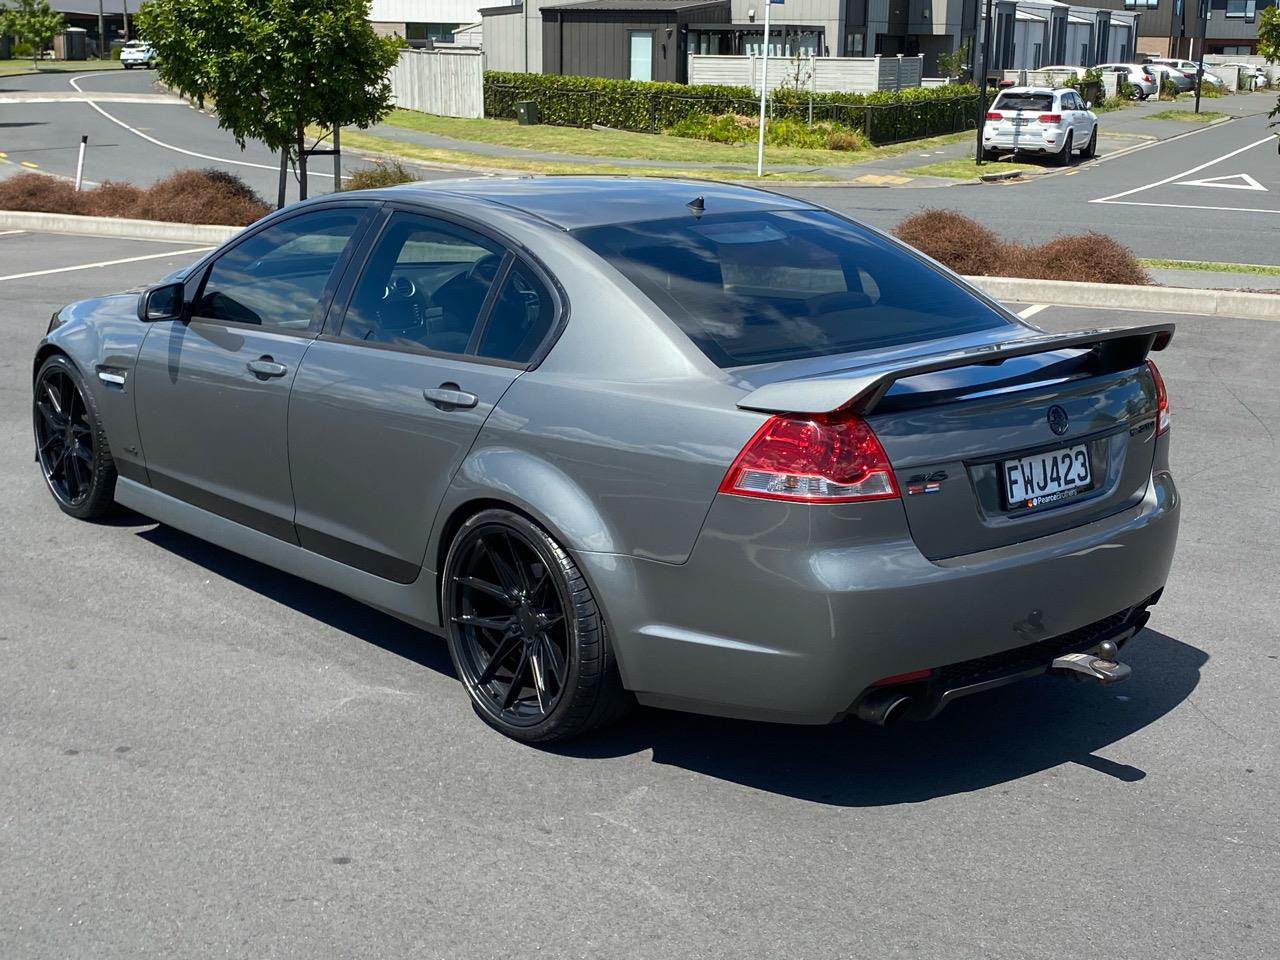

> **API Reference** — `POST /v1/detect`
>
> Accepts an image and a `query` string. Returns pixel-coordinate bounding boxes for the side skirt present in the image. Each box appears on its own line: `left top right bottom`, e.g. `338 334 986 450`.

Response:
115 478 443 633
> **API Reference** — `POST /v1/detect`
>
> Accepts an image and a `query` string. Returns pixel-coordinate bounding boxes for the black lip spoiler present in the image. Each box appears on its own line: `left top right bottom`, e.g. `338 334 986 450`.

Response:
736 324 1175 416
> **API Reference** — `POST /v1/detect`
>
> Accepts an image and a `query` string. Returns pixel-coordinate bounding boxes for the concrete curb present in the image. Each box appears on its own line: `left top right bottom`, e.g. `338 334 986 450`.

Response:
964 275 1280 321
0 210 240 244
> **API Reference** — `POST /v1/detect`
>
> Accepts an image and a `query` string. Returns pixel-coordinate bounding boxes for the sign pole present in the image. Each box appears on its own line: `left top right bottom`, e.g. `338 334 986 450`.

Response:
755 1 774 178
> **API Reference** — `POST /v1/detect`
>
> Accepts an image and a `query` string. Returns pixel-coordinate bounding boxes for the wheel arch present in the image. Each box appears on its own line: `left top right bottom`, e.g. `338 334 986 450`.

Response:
33 343 75 385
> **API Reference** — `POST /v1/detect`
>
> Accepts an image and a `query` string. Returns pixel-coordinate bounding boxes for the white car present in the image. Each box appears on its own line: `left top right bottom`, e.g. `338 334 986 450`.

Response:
1098 63 1158 100
983 87 1098 165
1146 58 1225 89
119 41 156 69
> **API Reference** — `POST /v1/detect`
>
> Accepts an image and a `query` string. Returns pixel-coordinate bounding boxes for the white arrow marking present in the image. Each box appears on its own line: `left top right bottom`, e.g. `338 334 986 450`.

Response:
1175 172 1268 191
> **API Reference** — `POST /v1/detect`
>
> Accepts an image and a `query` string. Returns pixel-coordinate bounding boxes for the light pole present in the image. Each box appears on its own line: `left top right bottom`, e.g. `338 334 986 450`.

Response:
973 0 995 164
98 0 106 58
1193 0 1208 113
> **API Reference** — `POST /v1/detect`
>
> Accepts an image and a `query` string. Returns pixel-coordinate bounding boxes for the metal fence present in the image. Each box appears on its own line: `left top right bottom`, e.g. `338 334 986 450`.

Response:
485 83 978 145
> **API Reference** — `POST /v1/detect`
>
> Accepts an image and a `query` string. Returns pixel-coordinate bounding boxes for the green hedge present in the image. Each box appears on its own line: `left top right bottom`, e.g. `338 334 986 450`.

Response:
484 72 979 144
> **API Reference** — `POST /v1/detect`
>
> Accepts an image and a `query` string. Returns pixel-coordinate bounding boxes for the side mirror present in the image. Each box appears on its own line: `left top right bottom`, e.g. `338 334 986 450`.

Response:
138 281 185 322
1085 100 1093 108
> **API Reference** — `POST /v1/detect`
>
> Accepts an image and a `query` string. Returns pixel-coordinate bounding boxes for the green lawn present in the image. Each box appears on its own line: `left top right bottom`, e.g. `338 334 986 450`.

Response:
0 60 122 76
335 128 834 182
1138 258 1280 276
1148 109 1227 123
375 109 972 169
901 158 1038 179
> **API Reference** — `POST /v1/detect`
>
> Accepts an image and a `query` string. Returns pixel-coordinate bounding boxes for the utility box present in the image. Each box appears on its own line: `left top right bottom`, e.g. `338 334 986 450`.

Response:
515 100 541 125
55 27 88 61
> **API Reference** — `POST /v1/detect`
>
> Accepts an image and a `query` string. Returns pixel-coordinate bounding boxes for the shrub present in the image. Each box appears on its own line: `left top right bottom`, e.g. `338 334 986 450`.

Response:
893 210 1149 285
1007 233 1150 286
666 113 867 151
345 159 416 190
893 208 1002 277
0 172 83 213
824 129 865 151
484 71 979 143
134 168 270 225
80 180 144 217
665 112 754 145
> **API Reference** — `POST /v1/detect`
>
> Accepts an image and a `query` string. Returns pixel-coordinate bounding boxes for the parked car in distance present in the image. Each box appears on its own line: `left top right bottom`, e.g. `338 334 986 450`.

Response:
1142 62 1195 93
1097 63 1157 100
119 41 156 69
1145 58 1224 89
984 86 1098 164
31 178 1179 743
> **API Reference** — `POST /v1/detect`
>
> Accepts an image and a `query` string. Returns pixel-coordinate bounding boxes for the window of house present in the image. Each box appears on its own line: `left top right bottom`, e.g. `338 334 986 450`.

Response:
1225 0 1256 19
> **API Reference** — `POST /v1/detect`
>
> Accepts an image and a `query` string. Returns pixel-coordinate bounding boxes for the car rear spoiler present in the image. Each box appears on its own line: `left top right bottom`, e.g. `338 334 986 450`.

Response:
736 323 1174 416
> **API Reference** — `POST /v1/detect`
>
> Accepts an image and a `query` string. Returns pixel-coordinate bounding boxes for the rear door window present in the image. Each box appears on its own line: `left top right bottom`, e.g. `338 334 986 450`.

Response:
574 210 1012 368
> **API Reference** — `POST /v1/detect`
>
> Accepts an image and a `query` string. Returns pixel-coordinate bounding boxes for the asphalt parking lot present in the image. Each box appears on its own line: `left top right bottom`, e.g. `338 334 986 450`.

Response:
1 230 1277 959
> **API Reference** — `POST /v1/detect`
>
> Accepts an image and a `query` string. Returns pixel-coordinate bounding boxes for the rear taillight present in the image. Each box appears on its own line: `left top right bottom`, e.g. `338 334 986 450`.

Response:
719 412 899 503
1038 113 1062 123
872 669 932 687
1146 359 1170 435
985 111 1002 120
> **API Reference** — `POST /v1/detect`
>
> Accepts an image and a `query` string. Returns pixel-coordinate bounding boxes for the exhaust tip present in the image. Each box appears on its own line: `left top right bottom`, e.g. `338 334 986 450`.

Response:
855 689 914 727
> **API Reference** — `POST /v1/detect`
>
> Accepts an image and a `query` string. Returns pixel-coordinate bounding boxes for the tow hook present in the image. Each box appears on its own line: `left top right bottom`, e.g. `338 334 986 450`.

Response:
1050 639 1131 685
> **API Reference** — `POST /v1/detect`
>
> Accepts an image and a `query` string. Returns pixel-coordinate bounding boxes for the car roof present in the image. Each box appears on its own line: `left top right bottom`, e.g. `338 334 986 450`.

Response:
367 176 820 231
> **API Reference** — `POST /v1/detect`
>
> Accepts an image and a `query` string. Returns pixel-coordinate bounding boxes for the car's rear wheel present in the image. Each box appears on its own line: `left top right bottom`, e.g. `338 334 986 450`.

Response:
1057 132 1074 166
1081 127 1098 158
443 509 630 743
981 147 1001 162
33 354 117 520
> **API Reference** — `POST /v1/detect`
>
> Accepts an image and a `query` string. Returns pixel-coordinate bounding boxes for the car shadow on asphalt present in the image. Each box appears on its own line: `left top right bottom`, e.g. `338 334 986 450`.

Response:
555 629 1205 805
134 516 1203 807
136 519 457 678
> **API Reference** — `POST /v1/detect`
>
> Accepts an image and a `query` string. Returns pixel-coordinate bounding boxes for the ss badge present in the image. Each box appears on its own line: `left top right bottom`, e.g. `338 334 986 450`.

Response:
906 470 948 495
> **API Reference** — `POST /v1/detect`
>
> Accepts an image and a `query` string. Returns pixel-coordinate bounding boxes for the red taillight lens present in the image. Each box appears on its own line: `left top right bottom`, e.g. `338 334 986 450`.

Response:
1038 113 1062 123
720 412 899 503
872 669 932 687
1146 359 1170 435
985 111 1002 120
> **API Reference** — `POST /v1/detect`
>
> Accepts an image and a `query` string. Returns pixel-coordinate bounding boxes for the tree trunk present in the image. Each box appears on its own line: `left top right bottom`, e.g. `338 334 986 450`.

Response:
277 147 289 209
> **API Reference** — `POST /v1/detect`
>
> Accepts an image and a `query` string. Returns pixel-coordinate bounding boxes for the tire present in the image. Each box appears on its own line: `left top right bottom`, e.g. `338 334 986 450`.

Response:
32 354 118 520
1081 126 1098 159
982 147 1001 161
123 64 132 69
1057 132 1073 166
443 509 631 743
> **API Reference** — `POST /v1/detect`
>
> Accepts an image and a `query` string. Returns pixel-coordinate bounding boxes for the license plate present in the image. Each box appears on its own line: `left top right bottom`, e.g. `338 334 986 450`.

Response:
1012 117 1030 125
1003 444 1091 509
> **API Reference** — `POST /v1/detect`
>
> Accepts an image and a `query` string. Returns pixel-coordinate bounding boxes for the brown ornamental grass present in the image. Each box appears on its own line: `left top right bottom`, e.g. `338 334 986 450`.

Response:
894 209 1149 286
0 169 270 226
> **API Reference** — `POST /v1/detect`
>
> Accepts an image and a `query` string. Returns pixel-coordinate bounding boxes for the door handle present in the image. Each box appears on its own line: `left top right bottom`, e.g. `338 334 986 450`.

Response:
247 357 288 379
424 385 479 410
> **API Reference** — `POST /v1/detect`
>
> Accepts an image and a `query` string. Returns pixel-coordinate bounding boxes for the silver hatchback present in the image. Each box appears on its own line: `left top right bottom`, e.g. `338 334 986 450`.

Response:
32 178 1179 742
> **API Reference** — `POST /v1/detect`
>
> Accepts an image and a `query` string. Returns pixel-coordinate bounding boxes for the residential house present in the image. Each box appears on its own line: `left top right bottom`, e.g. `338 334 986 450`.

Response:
369 0 488 44
1125 0 1277 58
980 0 1142 70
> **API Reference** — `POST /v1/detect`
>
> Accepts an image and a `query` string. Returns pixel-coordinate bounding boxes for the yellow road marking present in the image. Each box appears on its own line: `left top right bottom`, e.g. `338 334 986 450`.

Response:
853 173 913 186
1065 170 1079 176
0 151 7 157
20 161 39 169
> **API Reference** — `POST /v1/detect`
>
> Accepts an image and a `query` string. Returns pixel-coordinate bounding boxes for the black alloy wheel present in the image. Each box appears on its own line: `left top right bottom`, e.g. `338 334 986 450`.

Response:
33 355 117 519
443 509 629 742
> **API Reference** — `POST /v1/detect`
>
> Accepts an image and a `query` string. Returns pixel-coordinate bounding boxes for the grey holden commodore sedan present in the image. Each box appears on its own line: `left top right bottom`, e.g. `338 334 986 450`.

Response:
32 178 1179 742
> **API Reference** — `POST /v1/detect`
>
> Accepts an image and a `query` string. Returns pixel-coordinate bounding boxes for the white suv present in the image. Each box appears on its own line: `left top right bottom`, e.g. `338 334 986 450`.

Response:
983 87 1098 165
119 41 156 70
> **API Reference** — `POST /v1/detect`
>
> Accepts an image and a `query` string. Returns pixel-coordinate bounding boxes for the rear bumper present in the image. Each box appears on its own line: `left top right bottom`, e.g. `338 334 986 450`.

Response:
983 128 1066 153
581 467 1179 725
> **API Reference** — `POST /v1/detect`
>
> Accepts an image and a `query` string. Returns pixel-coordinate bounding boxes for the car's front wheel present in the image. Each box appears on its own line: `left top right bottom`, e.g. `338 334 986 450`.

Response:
33 354 117 520
1081 126 1098 158
1057 132 1074 166
443 509 630 742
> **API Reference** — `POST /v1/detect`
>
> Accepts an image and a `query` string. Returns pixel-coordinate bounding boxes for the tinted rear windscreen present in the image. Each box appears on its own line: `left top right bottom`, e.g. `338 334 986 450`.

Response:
993 93 1054 111
574 209 1011 368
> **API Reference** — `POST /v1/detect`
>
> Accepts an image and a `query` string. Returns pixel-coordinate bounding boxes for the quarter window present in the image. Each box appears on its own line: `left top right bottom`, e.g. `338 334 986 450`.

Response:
477 262 555 364
192 210 363 331
341 212 505 355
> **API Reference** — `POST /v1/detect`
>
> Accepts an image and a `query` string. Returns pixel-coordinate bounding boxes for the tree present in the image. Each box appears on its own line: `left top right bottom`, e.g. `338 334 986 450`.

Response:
1 0 65 66
134 0 401 204
1260 7 1280 126
935 41 970 81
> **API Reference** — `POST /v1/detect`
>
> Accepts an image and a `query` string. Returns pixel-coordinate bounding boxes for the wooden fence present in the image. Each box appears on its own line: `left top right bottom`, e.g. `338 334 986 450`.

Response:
390 48 484 119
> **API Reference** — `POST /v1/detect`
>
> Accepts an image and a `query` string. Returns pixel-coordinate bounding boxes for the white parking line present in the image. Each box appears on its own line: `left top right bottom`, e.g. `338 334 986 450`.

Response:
1091 134 1276 210
0 230 26 237
67 72 337 180
1017 304 1049 319
0 246 211 281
